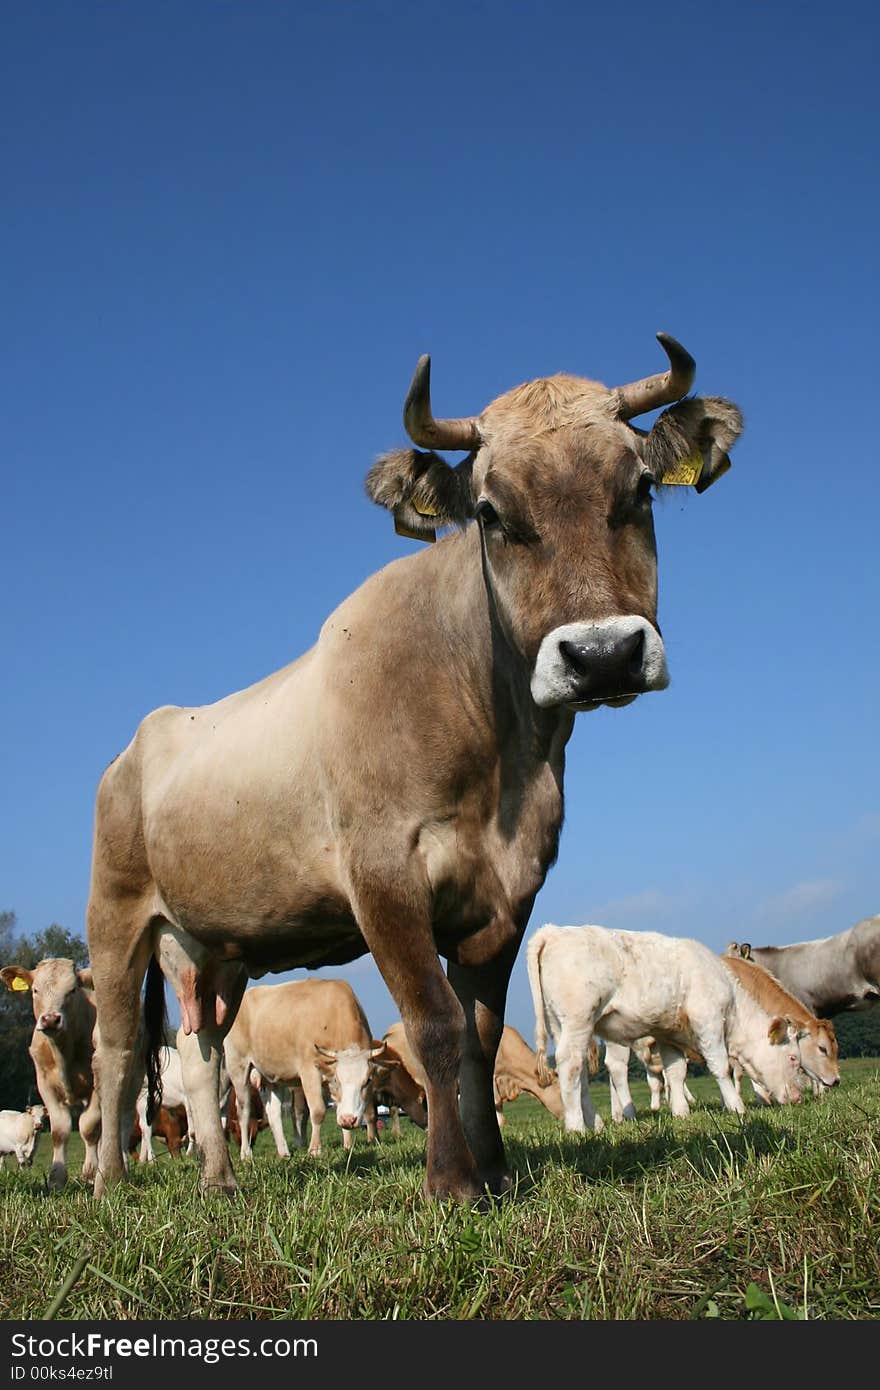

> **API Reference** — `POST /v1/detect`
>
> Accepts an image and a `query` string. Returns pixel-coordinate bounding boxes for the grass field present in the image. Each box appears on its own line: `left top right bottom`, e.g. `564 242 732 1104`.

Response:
2 1059 878 1321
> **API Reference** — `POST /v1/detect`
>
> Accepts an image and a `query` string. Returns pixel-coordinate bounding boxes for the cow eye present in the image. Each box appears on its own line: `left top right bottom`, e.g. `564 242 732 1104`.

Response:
475 499 501 530
818 1045 828 1056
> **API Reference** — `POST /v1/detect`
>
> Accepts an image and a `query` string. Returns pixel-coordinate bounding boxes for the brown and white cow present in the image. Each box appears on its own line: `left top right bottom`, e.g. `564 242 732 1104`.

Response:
84 336 743 1199
0 958 104 1188
223 978 387 1158
527 924 812 1132
727 915 880 1018
720 954 840 1096
0 1106 45 1168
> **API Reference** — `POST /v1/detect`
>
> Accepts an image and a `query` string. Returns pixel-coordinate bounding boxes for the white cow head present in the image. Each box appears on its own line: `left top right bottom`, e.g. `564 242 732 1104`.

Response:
315 1042 390 1130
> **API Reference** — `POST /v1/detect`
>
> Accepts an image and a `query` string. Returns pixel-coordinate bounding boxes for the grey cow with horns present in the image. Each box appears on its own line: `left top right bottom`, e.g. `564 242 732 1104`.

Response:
86 334 743 1201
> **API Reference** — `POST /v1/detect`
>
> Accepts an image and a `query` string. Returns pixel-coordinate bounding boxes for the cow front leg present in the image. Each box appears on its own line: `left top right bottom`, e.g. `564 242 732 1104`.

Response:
43 1094 73 1190
350 877 481 1201
263 1085 291 1158
447 944 522 1196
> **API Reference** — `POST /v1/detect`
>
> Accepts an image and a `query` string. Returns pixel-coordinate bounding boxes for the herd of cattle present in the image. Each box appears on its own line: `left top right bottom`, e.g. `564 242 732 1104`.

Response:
0 912 877 1184
2 339 878 1199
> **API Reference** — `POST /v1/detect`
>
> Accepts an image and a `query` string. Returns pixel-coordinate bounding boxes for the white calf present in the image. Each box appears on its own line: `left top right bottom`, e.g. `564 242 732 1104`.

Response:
0 1107 43 1167
527 924 806 1133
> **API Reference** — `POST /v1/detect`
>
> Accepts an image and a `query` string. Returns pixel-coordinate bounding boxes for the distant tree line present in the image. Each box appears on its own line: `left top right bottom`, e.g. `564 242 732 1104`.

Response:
0 910 89 1109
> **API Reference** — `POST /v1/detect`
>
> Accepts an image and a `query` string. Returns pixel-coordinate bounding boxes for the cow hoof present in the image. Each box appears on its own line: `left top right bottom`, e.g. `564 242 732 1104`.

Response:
47 1165 68 1191
200 1180 238 1197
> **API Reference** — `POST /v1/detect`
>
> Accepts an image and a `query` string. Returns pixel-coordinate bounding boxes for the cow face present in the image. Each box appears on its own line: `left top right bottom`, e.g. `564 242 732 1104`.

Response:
791 1019 840 1092
315 1042 387 1131
367 339 742 712
0 958 93 1037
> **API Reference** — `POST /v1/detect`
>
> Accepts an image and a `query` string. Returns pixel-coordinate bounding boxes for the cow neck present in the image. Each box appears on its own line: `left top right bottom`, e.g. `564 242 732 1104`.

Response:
428 524 574 769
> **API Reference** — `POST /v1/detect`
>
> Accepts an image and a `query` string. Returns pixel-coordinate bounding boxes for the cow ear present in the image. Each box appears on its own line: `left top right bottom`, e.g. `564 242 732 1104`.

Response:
365 448 475 543
77 968 94 990
643 396 743 494
767 1014 789 1044
0 966 33 993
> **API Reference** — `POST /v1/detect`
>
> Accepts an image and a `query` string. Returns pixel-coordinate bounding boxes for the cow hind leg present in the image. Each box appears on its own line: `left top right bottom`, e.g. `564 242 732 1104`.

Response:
78 1089 102 1183
299 1068 327 1157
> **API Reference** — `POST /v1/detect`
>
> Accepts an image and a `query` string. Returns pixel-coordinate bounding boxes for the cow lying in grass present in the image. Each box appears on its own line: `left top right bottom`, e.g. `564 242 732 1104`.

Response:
526 924 838 1133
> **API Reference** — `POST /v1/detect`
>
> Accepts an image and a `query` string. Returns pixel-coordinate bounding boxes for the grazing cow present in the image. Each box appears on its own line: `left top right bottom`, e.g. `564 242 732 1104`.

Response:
492 1025 565 1127
224 978 387 1158
527 925 810 1133
0 1107 44 1167
134 1047 195 1162
379 1021 565 1128
720 954 840 1095
0 959 106 1188
84 337 743 1199
372 1023 429 1132
726 916 880 1018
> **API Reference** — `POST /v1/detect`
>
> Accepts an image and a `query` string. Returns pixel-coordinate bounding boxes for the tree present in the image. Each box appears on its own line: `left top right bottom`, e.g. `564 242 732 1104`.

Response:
0 910 89 1109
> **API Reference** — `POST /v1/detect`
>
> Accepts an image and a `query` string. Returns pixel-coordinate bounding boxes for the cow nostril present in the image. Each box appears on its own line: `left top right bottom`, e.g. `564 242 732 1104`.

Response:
626 629 645 679
559 639 588 676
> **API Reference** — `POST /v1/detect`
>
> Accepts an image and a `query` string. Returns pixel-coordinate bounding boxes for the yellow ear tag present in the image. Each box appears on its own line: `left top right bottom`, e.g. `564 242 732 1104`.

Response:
413 499 438 517
11 977 29 991
660 454 704 487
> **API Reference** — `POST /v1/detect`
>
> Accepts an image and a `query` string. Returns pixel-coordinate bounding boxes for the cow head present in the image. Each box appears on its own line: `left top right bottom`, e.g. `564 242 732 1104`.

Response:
0 958 94 1038
26 1104 47 1131
367 335 743 711
315 1041 388 1131
790 1018 840 1092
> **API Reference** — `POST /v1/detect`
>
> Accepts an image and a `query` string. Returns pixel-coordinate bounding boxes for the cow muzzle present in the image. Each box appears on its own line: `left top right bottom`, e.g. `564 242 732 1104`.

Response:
337 1112 359 1130
530 617 669 710
37 1012 62 1033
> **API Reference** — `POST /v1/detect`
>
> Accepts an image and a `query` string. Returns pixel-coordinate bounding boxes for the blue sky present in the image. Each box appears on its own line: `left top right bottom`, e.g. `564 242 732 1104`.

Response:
3 1 878 1044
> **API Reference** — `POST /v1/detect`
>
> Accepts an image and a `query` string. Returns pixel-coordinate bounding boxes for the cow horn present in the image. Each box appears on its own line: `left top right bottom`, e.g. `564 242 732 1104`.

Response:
403 355 482 451
614 333 696 420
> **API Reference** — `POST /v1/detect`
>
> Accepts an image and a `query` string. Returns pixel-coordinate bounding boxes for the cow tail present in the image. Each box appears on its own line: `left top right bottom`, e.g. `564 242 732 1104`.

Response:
143 956 167 1125
526 930 553 1087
